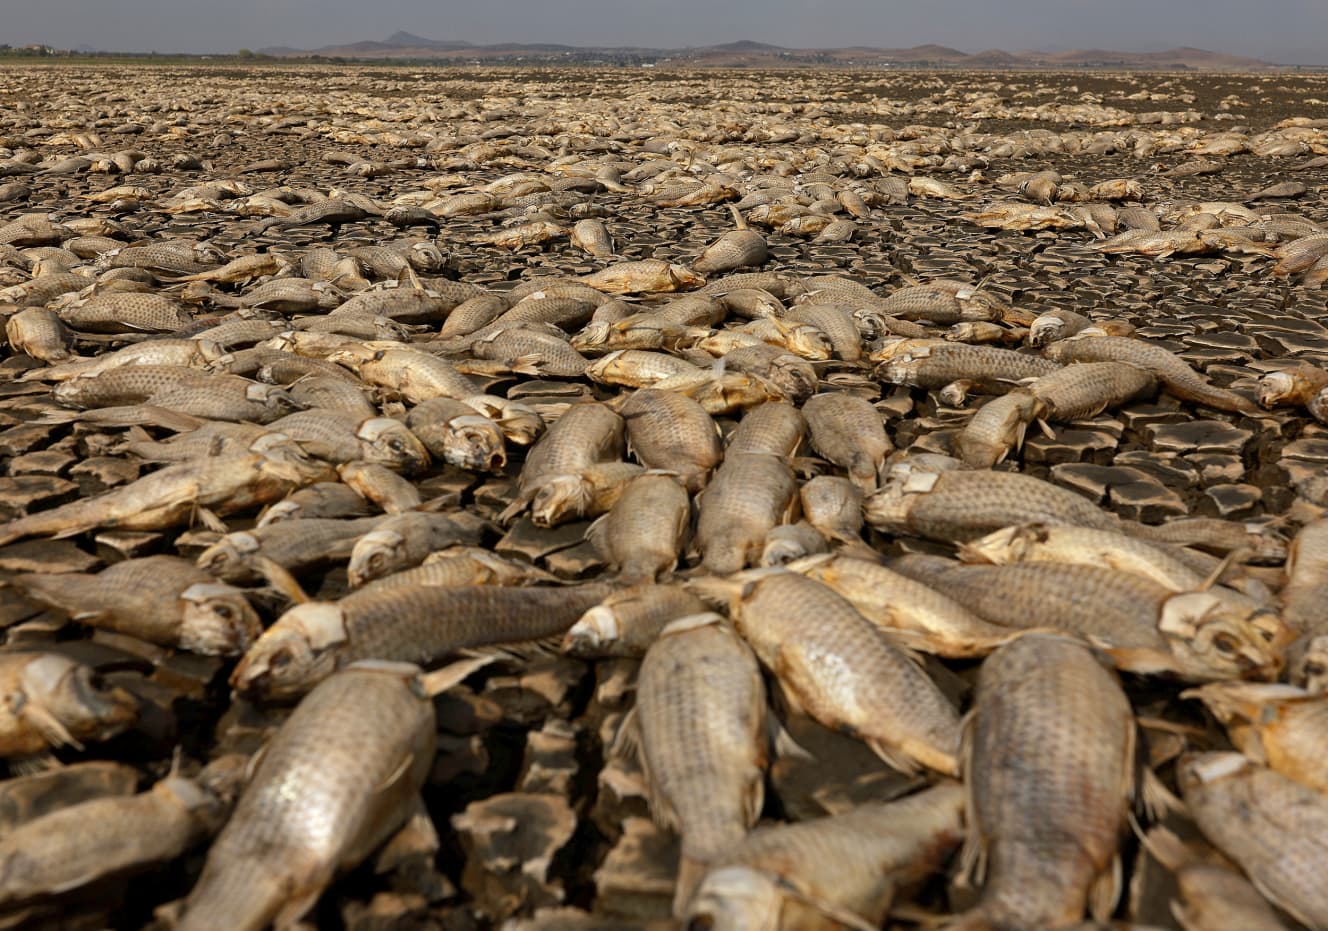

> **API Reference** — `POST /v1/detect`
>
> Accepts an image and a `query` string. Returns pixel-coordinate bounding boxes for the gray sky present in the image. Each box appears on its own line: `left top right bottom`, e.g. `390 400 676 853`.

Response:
4 0 1328 64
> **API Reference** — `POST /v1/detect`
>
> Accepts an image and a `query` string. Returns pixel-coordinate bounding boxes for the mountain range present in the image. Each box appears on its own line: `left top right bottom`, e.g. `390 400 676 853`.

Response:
255 32 1282 70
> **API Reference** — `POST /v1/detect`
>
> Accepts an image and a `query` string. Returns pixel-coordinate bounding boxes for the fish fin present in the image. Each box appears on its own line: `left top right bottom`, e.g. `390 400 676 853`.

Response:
608 706 641 765
1094 643 1180 676
271 879 325 931
1139 766 1184 820
7 752 59 776
864 737 921 776
1088 854 1123 922
1035 417 1056 440
251 556 310 605
956 709 987 889
774 879 882 931
672 855 710 918
1197 549 1241 592
418 655 497 698
373 750 415 795
21 703 82 751
458 635 563 663
497 488 534 525
509 353 544 376
194 506 229 534
584 513 611 557
769 715 816 762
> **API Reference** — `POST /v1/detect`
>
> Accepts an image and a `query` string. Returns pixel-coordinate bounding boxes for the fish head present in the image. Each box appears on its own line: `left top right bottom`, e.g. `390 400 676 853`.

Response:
1028 314 1067 347
1289 633 1328 693
530 474 593 528
1257 370 1297 408
256 500 302 527
19 654 138 746
1159 591 1289 681
347 529 406 588
196 531 261 579
561 605 619 657
684 865 785 931
357 418 431 475
230 601 347 701
407 243 446 274
247 383 304 418
178 583 264 656
667 263 707 291
440 416 507 472
784 324 832 361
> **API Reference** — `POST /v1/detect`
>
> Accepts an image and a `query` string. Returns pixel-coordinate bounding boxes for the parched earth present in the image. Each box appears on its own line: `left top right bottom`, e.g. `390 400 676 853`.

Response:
0 64 1327 930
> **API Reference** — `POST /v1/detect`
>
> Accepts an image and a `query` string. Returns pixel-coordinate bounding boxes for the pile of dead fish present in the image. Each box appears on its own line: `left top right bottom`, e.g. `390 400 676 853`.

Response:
0 63 1327 930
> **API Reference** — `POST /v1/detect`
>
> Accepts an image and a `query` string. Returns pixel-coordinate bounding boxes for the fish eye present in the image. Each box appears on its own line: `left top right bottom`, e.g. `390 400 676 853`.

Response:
269 649 293 670
1305 662 1325 678
213 604 233 620
388 438 405 451
1212 633 1240 656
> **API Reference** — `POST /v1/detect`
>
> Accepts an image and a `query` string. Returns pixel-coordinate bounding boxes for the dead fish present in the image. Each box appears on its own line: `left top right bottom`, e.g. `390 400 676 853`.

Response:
959 523 1207 592
337 461 422 514
864 467 1120 543
790 553 1018 658
726 401 806 458
1043 335 1258 416
801 392 892 492
953 389 1043 468
0 448 332 547
579 259 705 295
951 634 1134 931
1142 825 1291 931
406 397 507 472
799 475 864 545
695 453 798 575
346 511 487 588
0 653 137 756
232 583 613 701
360 545 550 594
1029 361 1157 421
0 759 237 911
903 562 1286 681
502 401 624 523
588 472 691 584
692 207 769 275
570 218 614 257
617 388 723 493
1184 682 1328 795
5 307 73 363
685 783 965 931
760 521 829 566
267 410 430 473
562 584 713 658
197 516 387 583
8 555 260 655
178 663 434 931
1178 752 1328 931
721 570 961 776
631 613 768 913
874 339 1061 391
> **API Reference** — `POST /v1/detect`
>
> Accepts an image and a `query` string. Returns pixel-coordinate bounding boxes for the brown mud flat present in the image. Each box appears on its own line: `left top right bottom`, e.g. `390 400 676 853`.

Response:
0 65 1326 930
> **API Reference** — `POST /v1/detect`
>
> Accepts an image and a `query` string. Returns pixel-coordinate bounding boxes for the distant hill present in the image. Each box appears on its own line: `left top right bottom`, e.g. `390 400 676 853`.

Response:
255 33 1288 70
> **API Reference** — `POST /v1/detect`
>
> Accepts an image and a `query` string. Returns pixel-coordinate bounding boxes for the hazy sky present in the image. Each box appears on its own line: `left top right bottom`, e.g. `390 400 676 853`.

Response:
5 0 1328 64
